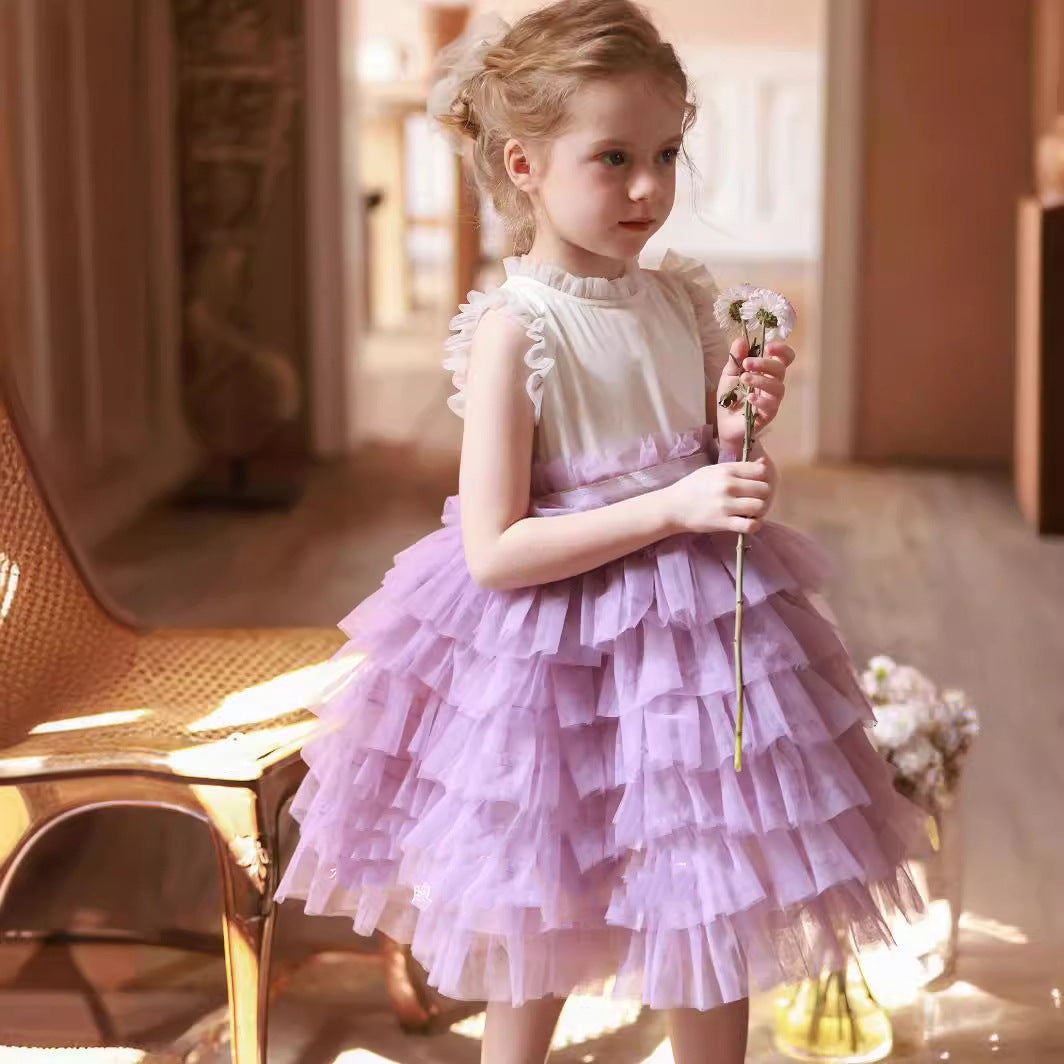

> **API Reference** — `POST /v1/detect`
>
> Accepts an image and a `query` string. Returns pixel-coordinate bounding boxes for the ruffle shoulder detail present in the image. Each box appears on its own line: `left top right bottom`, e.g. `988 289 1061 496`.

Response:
656 250 732 382
441 287 554 423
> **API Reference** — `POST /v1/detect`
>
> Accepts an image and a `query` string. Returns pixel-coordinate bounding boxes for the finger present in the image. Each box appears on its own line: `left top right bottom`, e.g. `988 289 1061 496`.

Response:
727 472 771 493
726 470 771 490
742 357 784 372
726 337 749 375
754 382 784 404
765 342 796 366
730 461 767 477
743 358 787 380
727 516 759 534
728 496 768 518
729 479 772 498
742 375 784 398
748 389 782 412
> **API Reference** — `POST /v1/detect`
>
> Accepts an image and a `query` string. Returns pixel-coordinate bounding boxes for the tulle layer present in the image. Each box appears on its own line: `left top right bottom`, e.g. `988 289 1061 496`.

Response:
356 517 836 658
275 435 926 1009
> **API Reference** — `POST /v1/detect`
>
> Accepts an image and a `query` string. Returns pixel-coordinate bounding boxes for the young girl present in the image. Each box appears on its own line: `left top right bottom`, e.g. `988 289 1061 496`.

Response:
275 1 924 1060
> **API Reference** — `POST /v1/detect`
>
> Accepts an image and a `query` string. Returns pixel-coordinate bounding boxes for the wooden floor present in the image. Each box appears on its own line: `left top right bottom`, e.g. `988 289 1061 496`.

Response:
3 451 1063 1061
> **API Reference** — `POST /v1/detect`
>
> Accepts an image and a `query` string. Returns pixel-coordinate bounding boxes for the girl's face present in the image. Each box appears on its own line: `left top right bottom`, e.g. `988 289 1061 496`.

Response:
511 73 686 277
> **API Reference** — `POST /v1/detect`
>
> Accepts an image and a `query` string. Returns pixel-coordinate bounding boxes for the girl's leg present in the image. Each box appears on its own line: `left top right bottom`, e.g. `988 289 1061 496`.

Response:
481 994 569 1064
664 997 749 1064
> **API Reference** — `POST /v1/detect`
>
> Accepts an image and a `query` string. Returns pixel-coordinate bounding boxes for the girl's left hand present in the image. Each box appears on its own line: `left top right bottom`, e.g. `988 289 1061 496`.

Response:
715 337 795 452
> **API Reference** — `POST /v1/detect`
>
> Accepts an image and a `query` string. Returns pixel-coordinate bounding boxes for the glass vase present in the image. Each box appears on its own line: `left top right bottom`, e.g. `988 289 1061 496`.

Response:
899 796 963 988
773 957 893 1063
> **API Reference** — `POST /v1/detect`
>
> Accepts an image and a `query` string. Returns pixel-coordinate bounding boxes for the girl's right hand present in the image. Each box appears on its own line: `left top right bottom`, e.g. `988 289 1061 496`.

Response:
662 458 774 535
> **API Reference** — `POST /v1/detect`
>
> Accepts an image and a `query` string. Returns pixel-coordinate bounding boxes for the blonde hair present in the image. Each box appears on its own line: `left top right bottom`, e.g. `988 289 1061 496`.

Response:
434 0 696 255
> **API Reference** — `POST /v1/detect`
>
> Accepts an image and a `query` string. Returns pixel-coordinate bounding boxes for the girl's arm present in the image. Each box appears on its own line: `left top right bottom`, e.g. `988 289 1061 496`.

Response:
457 310 769 591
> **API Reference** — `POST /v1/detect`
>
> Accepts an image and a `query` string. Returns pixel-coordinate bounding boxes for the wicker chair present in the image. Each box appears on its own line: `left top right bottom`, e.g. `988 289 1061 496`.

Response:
0 380 442 1060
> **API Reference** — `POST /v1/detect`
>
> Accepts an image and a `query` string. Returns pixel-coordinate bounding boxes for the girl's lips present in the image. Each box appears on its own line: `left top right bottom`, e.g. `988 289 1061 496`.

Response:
619 220 654 230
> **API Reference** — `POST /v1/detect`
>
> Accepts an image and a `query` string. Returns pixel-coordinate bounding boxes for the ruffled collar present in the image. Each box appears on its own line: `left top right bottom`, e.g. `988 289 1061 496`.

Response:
502 255 644 300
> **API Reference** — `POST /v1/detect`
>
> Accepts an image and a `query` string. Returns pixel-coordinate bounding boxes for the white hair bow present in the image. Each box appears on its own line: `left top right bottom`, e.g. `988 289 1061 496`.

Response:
425 11 510 150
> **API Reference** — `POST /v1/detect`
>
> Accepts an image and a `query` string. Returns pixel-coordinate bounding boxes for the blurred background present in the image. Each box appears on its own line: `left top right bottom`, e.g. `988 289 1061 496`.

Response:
0 0 1051 624
1 0 1063 1059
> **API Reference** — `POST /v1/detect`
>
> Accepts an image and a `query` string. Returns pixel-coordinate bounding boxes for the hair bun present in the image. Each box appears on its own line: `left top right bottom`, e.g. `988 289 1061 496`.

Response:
426 12 510 152
446 87 480 141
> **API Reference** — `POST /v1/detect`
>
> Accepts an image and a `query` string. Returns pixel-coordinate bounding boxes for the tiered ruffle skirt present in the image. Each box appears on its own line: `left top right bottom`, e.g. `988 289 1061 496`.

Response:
275 428 925 1009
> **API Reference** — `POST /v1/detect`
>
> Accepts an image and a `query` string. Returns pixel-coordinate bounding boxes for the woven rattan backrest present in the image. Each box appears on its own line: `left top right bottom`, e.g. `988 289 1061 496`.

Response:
0 388 135 739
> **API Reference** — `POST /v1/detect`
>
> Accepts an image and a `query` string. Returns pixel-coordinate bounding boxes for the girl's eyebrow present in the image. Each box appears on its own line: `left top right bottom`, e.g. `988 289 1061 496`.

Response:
587 135 684 153
588 138 629 152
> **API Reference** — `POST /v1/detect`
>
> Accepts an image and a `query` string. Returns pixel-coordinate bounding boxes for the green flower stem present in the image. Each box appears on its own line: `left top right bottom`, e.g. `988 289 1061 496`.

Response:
810 967 830 1041
804 931 877 1051
733 323 766 773
838 964 860 1053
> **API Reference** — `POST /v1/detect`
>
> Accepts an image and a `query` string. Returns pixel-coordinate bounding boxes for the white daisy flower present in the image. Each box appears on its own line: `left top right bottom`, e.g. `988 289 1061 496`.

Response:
882 664 938 707
861 655 899 702
739 288 796 341
862 656 980 812
870 702 921 750
868 654 897 677
894 735 942 781
713 283 760 333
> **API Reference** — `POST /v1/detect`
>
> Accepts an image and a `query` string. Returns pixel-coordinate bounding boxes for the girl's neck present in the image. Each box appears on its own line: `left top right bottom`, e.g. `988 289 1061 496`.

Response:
524 234 629 281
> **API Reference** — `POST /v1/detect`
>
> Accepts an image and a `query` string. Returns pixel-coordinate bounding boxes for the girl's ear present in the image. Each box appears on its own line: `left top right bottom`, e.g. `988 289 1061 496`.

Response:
503 138 537 192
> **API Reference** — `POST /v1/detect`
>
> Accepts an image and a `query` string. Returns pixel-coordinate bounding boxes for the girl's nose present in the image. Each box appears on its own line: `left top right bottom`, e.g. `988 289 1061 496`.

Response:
628 168 660 202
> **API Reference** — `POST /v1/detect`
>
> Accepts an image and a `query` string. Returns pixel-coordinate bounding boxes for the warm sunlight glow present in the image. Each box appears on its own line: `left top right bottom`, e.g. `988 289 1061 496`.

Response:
450 981 642 1050
188 655 358 732
859 908 1029 1009
0 551 20 625
958 912 1029 945
639 1038 677 1063
937 980 996 1000
29 709 149 735
550 990 642 1048
0 789 30 856
172 719 315 778
856 945 930 1010
0 756 46 775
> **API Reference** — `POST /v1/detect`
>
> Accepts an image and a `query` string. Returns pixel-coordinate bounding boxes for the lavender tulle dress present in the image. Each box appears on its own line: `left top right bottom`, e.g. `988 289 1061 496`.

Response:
274 251 925 1010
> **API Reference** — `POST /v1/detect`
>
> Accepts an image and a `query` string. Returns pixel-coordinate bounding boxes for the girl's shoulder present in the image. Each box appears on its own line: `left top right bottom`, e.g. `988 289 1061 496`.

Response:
642 250 723 312
441 279 553 423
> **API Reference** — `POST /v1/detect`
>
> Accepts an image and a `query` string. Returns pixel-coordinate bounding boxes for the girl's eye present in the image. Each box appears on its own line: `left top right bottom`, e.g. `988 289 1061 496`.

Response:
660 147 680 164
600 151 627 167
